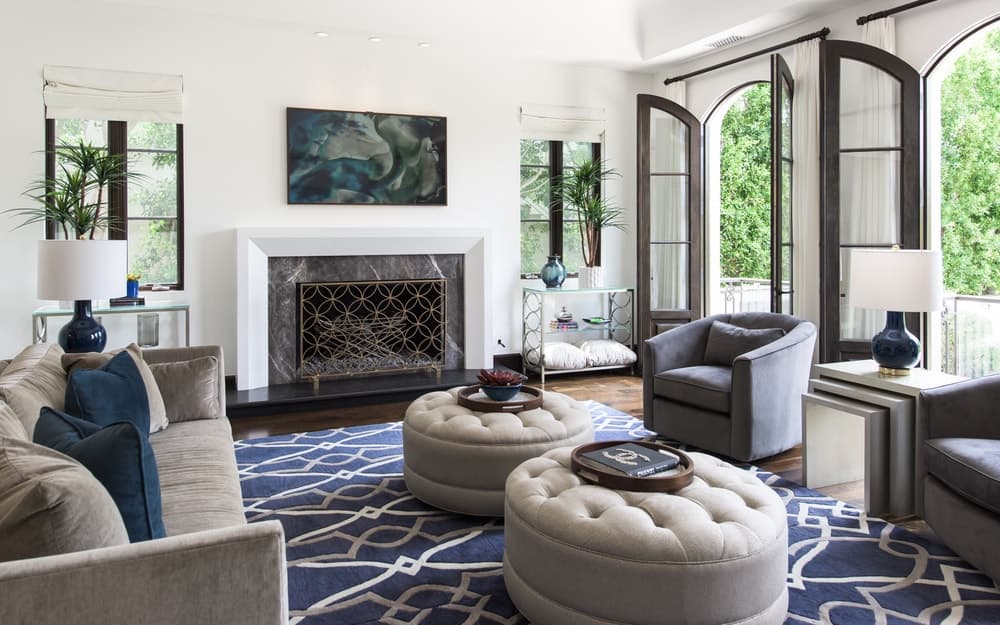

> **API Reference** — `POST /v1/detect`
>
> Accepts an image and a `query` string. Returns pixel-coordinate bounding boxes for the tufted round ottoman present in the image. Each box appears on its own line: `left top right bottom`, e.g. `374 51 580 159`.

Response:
403 387 593 516
504 448 788 625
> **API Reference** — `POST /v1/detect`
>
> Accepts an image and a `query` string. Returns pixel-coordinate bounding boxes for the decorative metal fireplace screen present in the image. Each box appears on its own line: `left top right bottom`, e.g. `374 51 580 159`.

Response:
297 279 447 378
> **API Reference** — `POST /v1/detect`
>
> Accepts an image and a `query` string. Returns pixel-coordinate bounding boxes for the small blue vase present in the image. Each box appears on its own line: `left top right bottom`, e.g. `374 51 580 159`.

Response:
126 279 139 299
540 255 566 288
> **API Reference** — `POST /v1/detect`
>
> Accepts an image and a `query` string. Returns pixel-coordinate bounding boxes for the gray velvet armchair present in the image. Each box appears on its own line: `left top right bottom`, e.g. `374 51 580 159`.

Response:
918 375 1000 584
642 312 816 462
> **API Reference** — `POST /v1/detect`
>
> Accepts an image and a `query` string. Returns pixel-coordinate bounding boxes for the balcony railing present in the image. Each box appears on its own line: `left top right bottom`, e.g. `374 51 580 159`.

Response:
720 278 771 314
941 294 1000 378
717 282 1000 377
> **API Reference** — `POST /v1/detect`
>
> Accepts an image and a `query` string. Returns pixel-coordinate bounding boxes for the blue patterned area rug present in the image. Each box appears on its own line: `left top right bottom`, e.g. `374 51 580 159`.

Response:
235 401 1000 625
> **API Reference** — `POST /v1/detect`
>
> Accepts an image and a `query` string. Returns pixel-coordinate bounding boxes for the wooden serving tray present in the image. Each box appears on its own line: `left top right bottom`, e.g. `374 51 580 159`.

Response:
570 440 694 492
457 385 544 413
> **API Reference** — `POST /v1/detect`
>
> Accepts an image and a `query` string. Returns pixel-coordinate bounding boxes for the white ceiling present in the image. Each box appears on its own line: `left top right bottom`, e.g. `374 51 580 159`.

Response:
104 0 863 71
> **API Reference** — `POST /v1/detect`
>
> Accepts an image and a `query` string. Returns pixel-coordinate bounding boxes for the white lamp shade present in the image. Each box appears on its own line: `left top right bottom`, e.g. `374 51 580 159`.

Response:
37 239 128 301
848 248 944 312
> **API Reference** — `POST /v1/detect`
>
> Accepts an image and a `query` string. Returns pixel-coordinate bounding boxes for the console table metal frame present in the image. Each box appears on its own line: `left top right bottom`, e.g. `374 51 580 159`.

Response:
33 302 191 347
521 286 634 386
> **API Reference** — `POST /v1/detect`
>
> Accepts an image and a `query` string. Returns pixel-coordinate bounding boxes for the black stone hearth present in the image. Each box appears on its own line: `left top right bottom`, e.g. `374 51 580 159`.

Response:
226 369 482 418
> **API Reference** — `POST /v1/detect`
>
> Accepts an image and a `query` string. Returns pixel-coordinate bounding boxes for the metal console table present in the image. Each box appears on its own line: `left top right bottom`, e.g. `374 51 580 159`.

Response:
33 302 191 347
522 286 634 385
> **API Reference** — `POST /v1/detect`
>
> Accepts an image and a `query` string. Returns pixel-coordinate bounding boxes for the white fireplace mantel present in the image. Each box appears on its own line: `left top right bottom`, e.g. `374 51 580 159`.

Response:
236 227 492 390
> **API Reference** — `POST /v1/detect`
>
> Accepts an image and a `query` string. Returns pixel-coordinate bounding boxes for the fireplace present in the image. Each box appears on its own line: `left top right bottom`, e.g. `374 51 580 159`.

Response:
297 278 447 379
236 227 491 391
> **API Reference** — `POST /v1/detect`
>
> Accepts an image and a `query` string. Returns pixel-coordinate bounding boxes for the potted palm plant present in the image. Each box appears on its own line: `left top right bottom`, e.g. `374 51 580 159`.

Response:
7 141 140 352
555 158 625 288
10 140 134 240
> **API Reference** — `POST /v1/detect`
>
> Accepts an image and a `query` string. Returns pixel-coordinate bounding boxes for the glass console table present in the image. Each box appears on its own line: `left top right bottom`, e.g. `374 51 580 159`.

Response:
522 286 635 385
33 302 191 347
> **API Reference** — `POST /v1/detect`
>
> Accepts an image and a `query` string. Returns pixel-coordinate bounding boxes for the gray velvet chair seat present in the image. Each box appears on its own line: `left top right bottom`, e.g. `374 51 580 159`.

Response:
643 312 817 462
919 374 1000 584
653 365 732 414
924 438 1000 516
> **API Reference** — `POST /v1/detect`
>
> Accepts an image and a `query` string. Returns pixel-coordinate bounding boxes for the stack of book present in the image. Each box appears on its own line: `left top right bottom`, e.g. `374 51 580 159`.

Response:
549 320 579 330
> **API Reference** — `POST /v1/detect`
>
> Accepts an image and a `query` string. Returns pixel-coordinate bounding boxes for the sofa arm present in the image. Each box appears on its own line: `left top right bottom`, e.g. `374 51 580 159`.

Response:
730 322 817 460
919 374 1000 440
0 520 286 625
141 345 227 420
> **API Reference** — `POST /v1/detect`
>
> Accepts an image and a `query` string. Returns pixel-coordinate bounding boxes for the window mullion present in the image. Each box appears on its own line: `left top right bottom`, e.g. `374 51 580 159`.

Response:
108 121 127 241
550 141 563 258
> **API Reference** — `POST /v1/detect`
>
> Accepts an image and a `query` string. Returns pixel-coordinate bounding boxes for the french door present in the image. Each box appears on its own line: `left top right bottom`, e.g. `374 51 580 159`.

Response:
819 40 921 362
637 94 703 349
772 54 794 314
637 54 794 354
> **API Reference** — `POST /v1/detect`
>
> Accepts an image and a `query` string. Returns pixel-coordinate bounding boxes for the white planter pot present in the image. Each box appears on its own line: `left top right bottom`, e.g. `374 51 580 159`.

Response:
578 266 604 289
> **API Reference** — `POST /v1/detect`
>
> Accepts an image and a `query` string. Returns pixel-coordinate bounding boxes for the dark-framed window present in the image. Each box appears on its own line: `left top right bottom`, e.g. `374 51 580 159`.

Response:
45 118 185 290
519 139 600 278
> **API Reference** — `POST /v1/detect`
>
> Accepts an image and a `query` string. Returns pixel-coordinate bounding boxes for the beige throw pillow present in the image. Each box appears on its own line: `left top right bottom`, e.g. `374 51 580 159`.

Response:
0 403 28 441
61 343 169 434
0 436 129 562
149 355 221 422
0 344 67 437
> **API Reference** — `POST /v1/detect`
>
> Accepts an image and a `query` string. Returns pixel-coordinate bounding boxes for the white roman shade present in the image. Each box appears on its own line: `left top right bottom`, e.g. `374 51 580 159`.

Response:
520 103 606 142
43 65 183 123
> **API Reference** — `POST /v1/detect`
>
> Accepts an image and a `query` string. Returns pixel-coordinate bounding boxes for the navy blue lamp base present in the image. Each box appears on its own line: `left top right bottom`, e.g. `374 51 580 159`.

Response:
58 300 107 353
871 310 920 376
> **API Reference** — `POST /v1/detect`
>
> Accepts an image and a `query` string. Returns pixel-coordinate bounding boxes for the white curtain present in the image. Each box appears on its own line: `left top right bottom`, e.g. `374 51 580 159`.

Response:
790 40 821 331
842 17 899 339
650 80 688 310
43 65 183 122
663 80 687 107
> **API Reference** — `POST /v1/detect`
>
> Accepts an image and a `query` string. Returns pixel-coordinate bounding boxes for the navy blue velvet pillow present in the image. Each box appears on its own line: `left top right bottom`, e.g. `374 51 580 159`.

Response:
65 350 150 433
33 407 165 542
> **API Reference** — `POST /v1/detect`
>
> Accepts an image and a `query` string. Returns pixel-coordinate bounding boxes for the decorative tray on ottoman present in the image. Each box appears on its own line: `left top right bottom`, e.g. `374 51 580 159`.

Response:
457 385 544 413
571 440 694 492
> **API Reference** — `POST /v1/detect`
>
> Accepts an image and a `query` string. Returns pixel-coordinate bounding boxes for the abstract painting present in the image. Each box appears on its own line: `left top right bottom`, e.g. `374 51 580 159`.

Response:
286 107 447 205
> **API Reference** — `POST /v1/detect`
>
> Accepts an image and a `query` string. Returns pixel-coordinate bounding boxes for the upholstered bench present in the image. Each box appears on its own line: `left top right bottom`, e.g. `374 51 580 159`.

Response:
403 387 593 516
504 448 788 625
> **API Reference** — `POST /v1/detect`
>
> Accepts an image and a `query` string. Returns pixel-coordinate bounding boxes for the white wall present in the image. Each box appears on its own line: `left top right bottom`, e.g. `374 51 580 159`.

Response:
0 2 647 374
646 0 1000 331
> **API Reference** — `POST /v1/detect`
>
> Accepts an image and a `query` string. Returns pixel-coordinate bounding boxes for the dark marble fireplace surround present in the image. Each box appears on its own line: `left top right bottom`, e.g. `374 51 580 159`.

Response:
268 254 465 385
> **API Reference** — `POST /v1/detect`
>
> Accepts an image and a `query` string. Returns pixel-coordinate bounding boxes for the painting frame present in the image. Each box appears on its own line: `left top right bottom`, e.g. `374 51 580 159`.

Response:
286 107 447 206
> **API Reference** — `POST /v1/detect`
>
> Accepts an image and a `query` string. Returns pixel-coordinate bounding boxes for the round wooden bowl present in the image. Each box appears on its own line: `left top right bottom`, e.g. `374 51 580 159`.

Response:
457 385 544 413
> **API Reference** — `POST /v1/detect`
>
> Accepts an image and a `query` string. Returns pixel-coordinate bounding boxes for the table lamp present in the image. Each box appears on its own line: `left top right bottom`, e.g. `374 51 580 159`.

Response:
848 247 943 376
37 239 128 353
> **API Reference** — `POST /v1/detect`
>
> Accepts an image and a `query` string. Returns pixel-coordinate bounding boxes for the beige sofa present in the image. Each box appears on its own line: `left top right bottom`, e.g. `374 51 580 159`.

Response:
0 344 287 625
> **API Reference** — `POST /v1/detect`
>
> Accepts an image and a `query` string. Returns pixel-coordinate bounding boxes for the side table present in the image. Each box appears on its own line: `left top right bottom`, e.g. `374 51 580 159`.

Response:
33 302 191 348
801 360 964 517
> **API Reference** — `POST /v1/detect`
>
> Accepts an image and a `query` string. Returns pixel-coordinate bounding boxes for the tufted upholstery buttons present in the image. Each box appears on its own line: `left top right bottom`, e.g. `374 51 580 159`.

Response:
503 448 789 625
402 387 594 517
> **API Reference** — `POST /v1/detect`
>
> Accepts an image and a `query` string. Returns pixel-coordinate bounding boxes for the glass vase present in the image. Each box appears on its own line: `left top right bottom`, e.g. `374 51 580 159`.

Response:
540 255 566 288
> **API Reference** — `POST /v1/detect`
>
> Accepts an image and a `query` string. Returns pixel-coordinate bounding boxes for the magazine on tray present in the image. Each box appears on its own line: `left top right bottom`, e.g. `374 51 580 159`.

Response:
579 442 680 477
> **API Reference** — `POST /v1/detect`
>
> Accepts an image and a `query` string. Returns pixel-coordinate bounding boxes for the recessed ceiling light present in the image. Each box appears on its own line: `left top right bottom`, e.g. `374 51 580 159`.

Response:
417 42 431 48
314 31 329 38
368 36 382 43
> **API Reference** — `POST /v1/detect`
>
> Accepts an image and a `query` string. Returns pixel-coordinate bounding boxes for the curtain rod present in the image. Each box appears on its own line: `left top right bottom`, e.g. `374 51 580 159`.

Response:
663 27 830 86
857 0 941 25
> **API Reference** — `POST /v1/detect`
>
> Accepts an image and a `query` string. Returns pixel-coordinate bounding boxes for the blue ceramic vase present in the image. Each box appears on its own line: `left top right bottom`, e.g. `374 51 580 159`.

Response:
540 255 566 288
126 279 139 299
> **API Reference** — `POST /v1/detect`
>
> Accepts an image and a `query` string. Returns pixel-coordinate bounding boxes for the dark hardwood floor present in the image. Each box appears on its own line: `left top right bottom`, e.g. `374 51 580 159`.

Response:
229 370 934 536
